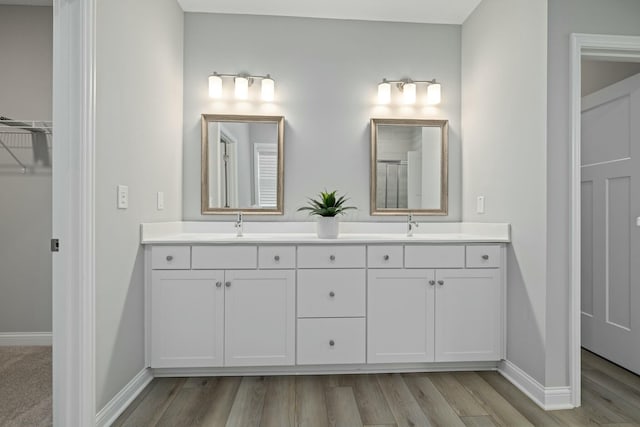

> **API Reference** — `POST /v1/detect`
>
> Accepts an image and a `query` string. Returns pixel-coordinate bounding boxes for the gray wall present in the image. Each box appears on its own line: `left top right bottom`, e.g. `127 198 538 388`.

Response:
582 59 640 96
547 0 640 387
95 0 183 410
183 13 462 221
462 0 548 384
0 6 52 333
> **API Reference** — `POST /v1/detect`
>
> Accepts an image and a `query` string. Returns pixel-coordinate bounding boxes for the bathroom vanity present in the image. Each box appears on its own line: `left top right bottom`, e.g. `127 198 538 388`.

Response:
142 222 510 376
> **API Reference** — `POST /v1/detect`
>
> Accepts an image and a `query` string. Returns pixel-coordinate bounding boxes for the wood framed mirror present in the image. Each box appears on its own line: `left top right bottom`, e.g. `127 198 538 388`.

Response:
201 114 284 214
370 118 448 215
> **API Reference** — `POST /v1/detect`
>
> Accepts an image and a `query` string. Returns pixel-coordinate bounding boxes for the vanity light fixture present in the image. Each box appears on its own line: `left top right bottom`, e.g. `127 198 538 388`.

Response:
377 78 441 105
208 72 276 101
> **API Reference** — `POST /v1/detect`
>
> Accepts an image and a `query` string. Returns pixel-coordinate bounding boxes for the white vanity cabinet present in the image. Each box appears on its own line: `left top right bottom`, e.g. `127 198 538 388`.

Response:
145 236 506 374
296 245 367 365
148 245 295 368
367 244 504 364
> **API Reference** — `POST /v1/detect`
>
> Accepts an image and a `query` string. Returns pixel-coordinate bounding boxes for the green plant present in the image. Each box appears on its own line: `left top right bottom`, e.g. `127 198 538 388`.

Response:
297 190 356 217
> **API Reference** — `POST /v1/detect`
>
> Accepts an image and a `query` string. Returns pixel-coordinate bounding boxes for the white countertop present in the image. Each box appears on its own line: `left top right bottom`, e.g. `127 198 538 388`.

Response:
141 221 510 244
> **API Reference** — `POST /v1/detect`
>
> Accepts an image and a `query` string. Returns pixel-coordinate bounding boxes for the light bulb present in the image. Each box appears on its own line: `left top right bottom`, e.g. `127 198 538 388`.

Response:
427 83 441 105
402 82 416 105
377 82 391 104
234 76 249 99
261 77 275 102
208 74 222 98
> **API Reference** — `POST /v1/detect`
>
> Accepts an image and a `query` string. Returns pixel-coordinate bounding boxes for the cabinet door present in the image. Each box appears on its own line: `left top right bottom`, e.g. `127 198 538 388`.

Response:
367 269 435 363
435 269 502 362
224 270 295 366
150 270 224 368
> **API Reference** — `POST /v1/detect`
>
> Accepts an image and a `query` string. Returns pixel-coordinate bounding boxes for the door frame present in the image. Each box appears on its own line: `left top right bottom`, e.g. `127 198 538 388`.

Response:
570 33 640 408
52 0 97 425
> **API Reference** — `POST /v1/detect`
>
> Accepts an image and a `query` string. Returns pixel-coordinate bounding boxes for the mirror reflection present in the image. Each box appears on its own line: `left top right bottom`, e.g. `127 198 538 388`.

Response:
201 114 284 214
370 118 448 215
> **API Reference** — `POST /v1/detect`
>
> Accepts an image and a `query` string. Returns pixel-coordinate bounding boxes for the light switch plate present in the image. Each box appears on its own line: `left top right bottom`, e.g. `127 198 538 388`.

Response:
117 185 128 209
476 196 485 214
157 191 165 210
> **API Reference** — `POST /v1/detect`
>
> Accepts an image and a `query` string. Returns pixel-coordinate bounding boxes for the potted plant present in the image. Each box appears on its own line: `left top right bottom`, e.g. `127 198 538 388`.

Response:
297 190 356 238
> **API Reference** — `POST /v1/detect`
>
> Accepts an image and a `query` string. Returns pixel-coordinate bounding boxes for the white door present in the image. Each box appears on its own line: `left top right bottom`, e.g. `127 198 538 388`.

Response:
150 270 224 368
434 269 502 362
581 72 640 374
367 269 435 363
224 269 295 366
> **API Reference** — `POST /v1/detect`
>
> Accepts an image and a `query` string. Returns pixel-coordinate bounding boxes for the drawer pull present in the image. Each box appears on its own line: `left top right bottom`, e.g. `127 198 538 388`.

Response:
225 281 231 287
329 255 335 261
437 280 444 286
329 291 335 297
329 340 335 347
383 255 390 261
274 255 280 261
482 254 489 260
166 255 173 261
429 280 435 286
216 281 222 288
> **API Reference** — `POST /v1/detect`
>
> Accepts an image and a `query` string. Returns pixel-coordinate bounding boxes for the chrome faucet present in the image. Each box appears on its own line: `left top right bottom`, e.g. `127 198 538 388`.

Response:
407 213 419 237
235 212 244 237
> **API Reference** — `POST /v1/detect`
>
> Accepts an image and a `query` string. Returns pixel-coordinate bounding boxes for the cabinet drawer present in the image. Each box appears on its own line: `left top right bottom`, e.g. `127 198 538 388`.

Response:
368 245 403 268
297 245 365 268
191 246 257 269
151 246 191 270
298 269 365 318
466 245 501 268
259 246 296 269
405 245 465 268
297 318 365 365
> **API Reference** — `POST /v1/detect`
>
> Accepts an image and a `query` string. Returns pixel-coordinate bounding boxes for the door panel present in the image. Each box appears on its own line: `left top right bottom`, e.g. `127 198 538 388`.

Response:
224 270 295 367
581 72 640 374
581 180 595 316
150 270 224 368
367 269 435 363
434 269 502 362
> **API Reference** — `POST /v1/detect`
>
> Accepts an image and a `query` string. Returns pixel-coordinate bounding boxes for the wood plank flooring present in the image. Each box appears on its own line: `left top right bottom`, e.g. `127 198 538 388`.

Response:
113 350 640 427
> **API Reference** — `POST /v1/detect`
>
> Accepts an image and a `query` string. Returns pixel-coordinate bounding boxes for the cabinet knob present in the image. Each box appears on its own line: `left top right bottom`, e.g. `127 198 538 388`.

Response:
383 255 390 261
225 281 231 287
166 255 173 261
482 254 489 260
329 340 335 347
216 281 222 288
437 280 444 286
329 291 335 297
429 280 436 286
329 255 335 261
274 255 280 261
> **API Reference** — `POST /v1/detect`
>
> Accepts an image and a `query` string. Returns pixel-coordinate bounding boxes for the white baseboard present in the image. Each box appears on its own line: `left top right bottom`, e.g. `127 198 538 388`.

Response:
499 360 573 410
95 368 153 427
0 332 52 346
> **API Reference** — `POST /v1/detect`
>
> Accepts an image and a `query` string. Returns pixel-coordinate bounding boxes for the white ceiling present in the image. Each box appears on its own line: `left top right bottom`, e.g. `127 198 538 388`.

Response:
177 0 482 25
0 0 481 25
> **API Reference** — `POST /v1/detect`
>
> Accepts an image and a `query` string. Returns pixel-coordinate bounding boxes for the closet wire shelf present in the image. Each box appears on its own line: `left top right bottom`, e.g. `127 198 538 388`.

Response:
0 117 52 175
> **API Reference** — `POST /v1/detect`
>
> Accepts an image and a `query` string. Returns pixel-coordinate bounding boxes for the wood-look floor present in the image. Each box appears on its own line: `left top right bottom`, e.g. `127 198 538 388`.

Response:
113 350 640 427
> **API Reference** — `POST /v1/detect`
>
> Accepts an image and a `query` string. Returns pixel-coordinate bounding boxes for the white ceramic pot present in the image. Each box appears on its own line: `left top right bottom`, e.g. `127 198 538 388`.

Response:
317 216 339 239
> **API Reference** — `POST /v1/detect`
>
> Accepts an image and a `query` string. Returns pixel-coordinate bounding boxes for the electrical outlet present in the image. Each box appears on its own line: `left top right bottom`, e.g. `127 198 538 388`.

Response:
476 196 485 214
157 192 165 210
117 185 129 209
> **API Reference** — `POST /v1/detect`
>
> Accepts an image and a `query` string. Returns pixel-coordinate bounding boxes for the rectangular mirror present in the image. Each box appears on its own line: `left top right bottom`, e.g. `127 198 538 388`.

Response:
370 118 448 215
201 114 284 214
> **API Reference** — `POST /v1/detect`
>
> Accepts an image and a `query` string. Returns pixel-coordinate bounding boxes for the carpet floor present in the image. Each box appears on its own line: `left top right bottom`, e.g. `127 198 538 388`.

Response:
0 346 52 427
